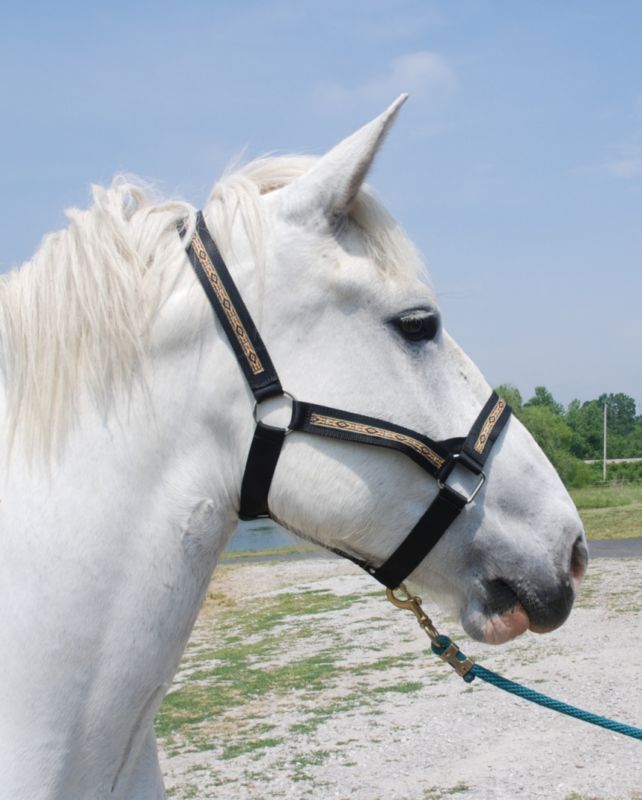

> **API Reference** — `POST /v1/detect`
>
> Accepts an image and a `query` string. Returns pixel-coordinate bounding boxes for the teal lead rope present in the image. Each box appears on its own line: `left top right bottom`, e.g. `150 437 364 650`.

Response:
431 634 642 741
387 585 642 743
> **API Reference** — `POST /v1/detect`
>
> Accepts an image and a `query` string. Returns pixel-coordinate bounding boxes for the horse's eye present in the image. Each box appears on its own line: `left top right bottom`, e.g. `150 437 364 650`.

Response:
395 311 440 342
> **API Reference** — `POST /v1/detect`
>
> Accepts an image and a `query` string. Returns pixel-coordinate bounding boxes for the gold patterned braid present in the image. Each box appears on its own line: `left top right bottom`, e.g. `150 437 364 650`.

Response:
473 398 507 455
309 413 445 469
190 231 264 376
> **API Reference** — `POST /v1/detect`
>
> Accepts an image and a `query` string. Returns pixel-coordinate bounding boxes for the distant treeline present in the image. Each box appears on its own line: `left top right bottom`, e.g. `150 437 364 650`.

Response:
495 385 642 487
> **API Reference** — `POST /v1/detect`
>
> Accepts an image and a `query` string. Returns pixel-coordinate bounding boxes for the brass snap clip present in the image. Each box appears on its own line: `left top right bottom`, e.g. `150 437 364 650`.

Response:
386 583 475 681
386 584 440 643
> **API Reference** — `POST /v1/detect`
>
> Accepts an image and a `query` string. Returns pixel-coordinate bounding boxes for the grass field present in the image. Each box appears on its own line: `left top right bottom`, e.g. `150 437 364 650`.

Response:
570 483 642 539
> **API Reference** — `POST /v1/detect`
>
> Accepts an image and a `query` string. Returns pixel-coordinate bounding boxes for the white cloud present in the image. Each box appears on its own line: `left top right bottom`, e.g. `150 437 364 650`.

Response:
604 157 642 179
314 52 457 112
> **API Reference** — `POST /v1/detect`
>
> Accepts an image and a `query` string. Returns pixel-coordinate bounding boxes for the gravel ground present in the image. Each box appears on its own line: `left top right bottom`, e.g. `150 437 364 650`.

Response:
159 556 642 800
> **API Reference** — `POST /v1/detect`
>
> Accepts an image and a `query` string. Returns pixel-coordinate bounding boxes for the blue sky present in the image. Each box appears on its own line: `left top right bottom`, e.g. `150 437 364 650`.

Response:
1 1 641 409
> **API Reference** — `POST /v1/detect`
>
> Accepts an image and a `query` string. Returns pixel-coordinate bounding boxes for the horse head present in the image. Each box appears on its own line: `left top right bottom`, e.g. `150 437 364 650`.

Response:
197 96 587 646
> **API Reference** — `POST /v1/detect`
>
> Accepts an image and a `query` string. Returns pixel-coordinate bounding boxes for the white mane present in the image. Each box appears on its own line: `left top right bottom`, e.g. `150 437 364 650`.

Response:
0 157 424 459
0 179 194 459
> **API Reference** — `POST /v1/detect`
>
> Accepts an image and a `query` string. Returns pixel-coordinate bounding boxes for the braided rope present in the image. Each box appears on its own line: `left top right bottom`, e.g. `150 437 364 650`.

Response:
431 636 642 742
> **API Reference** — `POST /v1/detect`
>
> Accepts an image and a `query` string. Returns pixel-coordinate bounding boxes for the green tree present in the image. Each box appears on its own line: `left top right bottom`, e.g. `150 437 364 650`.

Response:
566 393 639 459
598 392 636 437
519 405 591 486
524 385 564 416
623 422 642 457
493 385 641 485
520 405 571 453
566 399 603 459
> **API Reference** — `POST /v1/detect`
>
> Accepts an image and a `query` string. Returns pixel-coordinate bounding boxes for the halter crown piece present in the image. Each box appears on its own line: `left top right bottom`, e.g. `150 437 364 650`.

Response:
184 212 511 589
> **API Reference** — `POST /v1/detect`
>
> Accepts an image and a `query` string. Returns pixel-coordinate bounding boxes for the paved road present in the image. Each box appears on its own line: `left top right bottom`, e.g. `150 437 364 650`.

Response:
588 537 642 558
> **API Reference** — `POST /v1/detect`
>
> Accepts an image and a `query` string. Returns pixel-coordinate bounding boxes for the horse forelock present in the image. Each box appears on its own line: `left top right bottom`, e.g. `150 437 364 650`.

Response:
0 156 425 461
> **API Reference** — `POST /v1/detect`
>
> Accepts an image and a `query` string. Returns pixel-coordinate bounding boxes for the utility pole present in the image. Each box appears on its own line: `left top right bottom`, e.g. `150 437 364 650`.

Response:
603 402 608 482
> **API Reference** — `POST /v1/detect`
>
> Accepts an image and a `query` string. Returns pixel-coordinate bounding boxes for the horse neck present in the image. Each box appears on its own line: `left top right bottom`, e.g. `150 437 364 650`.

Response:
0 270 256 794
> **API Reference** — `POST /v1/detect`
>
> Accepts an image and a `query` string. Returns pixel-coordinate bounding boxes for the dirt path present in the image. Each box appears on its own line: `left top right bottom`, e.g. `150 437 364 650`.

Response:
158 557 642 800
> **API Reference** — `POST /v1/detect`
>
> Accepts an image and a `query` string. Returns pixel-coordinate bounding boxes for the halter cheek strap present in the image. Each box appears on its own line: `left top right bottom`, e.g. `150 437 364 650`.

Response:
185 211 511 590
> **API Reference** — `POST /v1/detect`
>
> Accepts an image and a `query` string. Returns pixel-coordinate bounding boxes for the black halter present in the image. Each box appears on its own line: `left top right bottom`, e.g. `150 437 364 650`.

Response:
184 211 511 589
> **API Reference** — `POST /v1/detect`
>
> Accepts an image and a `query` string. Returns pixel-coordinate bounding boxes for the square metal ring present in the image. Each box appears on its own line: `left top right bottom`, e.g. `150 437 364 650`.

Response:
437 453 486 505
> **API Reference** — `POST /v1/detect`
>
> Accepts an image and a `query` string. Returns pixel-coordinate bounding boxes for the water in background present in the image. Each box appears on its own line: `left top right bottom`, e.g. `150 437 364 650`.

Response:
226 517 299 552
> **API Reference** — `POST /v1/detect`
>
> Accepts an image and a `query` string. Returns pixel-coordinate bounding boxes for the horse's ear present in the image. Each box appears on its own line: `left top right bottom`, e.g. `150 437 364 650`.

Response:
282 94 408 220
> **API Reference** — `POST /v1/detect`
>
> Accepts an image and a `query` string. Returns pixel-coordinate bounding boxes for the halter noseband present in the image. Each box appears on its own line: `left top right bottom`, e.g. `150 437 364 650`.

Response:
184 211 511 590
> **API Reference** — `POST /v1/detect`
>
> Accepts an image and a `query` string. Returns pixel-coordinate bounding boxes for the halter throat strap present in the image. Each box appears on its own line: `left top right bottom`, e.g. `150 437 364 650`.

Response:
184 211 511 589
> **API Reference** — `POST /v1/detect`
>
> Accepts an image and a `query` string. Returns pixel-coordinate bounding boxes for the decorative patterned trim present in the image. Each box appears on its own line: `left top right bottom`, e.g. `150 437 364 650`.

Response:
191 231 264 375
473 399 507 454
309 413 444 468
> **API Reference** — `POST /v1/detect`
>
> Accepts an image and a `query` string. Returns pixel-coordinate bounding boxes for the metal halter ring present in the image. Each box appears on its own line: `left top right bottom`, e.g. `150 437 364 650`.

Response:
437 453 486 505
252 391 297 434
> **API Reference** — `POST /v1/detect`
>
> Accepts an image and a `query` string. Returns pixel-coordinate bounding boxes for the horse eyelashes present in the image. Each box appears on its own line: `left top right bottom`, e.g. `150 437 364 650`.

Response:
394 311 440 342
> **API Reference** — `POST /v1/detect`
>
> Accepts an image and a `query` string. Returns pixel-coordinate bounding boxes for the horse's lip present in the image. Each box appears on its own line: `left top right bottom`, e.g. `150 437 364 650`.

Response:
462 580 530 644
464 575 576 644
479 601 531 644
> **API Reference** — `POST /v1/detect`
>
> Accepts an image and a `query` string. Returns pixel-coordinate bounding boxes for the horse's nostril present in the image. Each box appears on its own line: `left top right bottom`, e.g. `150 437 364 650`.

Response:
485 579 521 616
570 536 589 585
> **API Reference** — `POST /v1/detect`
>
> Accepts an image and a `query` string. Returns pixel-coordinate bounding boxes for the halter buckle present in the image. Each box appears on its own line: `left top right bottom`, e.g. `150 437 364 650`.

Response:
253 391 297 434
437 453 486 505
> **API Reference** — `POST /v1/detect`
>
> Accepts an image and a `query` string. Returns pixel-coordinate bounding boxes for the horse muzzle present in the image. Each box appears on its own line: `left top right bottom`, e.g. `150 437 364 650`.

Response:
462 535 589 645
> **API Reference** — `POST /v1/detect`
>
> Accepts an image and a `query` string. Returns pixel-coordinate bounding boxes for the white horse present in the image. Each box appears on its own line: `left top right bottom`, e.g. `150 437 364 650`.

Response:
0 96 586 799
